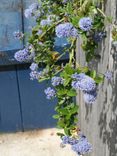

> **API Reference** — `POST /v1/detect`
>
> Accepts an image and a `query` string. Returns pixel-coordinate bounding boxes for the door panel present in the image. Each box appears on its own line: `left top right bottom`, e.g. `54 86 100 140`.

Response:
17 66 56 130
0 66 22 132
0 0 67 132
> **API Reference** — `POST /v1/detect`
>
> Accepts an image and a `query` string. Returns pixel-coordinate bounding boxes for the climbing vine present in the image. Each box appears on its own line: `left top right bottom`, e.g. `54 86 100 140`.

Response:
14 0 112 155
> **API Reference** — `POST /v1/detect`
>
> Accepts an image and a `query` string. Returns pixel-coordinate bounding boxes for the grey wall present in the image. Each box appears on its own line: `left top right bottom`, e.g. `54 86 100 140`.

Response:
76 0 117 156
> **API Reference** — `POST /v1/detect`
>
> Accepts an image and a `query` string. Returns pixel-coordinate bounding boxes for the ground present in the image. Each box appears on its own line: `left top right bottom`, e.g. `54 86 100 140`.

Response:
0 128 76 156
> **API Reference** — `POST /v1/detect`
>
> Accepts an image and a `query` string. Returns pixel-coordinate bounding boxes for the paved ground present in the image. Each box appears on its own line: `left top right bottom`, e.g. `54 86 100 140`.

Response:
0 128 76 156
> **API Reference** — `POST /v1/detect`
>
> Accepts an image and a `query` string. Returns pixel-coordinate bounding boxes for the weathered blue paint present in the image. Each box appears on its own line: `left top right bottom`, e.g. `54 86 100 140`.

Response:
0 0 23 51
0 66 22 132
17 67 56 130
23 0 37 44
0 0 68 132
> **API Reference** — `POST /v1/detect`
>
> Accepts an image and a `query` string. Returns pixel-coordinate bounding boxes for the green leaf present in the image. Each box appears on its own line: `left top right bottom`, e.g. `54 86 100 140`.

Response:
57 120 65 128
94 74 104 83
77 66 89 73
58 99 65 105
64 64 75 75
74 118 78 123
57 133 64 137
70 105 78 115
90 70 96 79
57 89 68 96
63 78 71 86
60 109 69 115
67 89 77 97
64 127 71 136
38 77 50 82
60 71 70 79
53 114 60 119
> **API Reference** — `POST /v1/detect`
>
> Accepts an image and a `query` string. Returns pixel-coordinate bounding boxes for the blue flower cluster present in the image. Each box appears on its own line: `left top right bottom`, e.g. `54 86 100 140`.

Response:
30 71 43 80
62 134 92 155
14 48 35 62
79 17 92 31
38 42 44 46
71 73 86 81
29 62 45 80
51 76 64 87
72 73 97 104
62 0 68 4
37 29 43 35
44 87 56 99
55 22 78 38
40 19 52 27
62 136 79 145
104 71 112 80
13 31 24 40
72 73 96 91
24 2 42 19
83 91 97 104
94 32 106 42
72 136 92 155
30 63 38 71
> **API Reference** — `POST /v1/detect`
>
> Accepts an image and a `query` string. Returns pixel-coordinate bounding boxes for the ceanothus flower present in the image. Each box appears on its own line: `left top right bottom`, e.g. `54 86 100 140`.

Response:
40 19 52 27
34 11 42 19
104 71 112 80
28 44 35 51
72 136 92 155
44 87 56 99
14 48 35 62
71 73 97 103
79 17 93 31
13 31 24 40
71 81 81 90
24 2 42 18
47 15 59 22
78 76 96 92
72 74 96 91
37 29 43 35
51 76 64 86
55 23 78 38
62 0 68 4
62 136 70 144
30 71 43 80
94 32 106 42
71 28 79 38
30 63 38 71
72 73 96 92
71 73 86 81
84 90 97 104
24 8 33 18
62 136 79 145
29 3 40 11
38 42 44 46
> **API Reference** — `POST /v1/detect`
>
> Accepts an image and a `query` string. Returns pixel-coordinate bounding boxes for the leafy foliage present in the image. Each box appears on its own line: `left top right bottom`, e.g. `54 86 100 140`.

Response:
14 0 111 155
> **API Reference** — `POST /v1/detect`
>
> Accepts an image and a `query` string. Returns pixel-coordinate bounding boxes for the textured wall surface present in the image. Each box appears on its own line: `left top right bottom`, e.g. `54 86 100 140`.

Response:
76 1 117 156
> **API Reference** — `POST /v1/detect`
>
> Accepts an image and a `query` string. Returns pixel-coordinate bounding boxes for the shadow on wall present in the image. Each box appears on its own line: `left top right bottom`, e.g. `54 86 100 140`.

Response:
82 38 117 156
98 64 117 156
98 1 117 152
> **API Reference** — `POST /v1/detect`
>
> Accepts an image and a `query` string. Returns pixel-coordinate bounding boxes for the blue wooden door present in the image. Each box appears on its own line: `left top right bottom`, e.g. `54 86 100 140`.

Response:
0 0 24 132
0 0 60 132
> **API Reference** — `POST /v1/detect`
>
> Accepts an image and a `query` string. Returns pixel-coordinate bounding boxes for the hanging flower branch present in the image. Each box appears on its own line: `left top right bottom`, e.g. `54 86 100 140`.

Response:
14 0 112 155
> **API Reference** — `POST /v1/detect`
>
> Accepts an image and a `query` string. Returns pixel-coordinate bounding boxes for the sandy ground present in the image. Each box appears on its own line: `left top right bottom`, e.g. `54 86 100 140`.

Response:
0 128 76 156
